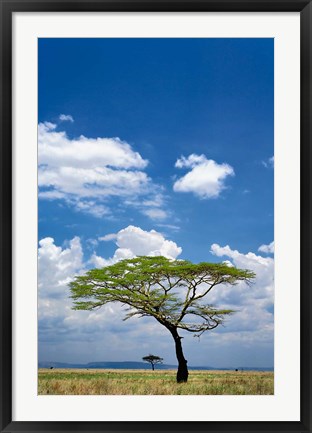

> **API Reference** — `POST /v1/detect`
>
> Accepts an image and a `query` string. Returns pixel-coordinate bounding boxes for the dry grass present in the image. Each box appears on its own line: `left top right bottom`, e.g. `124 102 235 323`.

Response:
38 369 274 395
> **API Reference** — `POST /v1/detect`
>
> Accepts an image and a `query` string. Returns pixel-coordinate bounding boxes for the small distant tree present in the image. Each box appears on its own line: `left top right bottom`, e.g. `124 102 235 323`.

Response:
70 256 254 383
142 354 164 371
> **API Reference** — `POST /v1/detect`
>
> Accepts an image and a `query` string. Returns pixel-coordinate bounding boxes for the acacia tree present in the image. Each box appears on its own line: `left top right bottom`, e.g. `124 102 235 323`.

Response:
142 354 163 371
70 256 254 383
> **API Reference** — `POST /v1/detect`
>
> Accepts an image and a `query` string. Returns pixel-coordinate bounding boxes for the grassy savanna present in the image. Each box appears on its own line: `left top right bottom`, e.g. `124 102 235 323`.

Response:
38 369 274 395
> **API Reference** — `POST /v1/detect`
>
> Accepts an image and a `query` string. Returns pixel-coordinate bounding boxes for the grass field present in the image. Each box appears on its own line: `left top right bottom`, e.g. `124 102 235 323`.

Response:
38 369 274 395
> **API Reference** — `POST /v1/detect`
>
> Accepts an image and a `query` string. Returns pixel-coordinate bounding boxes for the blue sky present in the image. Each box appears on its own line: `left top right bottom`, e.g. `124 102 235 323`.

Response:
38 38 274 368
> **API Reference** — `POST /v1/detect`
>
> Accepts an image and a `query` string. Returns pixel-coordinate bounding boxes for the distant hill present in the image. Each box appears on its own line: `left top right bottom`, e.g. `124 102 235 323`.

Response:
38 360 273 371
38 361 177 369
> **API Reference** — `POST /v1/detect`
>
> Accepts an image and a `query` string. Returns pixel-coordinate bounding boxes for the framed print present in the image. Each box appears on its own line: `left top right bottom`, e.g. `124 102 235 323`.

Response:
1 1 311 432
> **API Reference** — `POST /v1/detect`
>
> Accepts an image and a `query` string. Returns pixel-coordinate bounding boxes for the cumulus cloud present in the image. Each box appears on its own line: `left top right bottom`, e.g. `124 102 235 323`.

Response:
115 226 182 258
92 225 182 267
38 235 273 366
59 114 74 122
175 154 207 168
209 243 274 342
38 228 183 363
258 241 274 254
38 236 142 362
38 121 147 170
38 121 168 220
210 243 274 298
38 236 84 299
38 122 149 200
222 260 234 268
173 153 234 199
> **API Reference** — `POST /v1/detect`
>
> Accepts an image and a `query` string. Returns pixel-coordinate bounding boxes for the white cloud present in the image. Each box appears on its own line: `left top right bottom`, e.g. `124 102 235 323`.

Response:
41 121 57 131
222 260 234 268
38 228 183 363
38 236 133 360
38 122 148 170
123 192 170 221
115 226 182 258
89 253 111 268
38 236 84 299
59 114 74 122
175 154 207 168
86 238 98 248
38 121 169 220
262 156 274 168
173 153 234 199
258 241 274 254
210 243 274 293
73 200 111 218
38 235 273 366
156 223 180 232
141 208 168 220
99 233 118 242
92 225 182 267
141 193 164 208
39 166 150 198
209 243 274 339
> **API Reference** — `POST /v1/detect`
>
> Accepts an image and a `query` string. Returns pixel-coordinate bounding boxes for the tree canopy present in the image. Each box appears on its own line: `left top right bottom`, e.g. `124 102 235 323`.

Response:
142 354 163 370
70 256 255 382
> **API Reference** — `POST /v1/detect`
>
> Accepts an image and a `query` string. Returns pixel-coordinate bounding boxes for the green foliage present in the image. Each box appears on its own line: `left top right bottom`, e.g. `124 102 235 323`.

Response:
142 354 163 362
142 354 164 365
70 256 255 335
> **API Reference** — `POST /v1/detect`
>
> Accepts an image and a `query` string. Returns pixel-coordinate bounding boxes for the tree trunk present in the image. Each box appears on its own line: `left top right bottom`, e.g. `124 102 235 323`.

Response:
169 327 188 383
151 363 155 371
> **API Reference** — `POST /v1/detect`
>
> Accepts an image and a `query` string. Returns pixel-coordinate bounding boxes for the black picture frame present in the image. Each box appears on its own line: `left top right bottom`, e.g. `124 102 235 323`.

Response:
1 1 311 432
